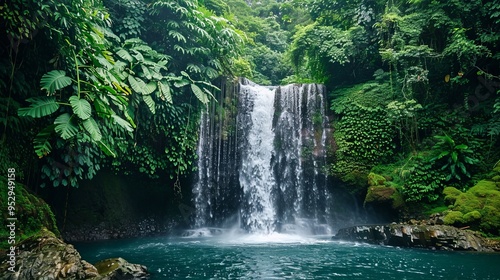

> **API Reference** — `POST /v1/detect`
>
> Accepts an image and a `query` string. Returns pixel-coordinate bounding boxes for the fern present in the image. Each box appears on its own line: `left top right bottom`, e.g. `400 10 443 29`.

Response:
54 113 79 140
40 70 72 94
18 97 60 118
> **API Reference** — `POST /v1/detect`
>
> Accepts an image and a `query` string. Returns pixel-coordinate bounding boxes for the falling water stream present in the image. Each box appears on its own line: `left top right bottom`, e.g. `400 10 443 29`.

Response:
74 79 500 279
193 79 331 234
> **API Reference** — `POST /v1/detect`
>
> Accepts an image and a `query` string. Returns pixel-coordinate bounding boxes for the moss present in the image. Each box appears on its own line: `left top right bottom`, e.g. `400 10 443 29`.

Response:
364 185 404 209
463 210 482 223
454 193 483 214
94 258 122 275
343 170 368 194
443 210 464 225
365 186 394 203
443 176 500 235
468 180 499 195
0 176 60 250
368 172 386 187
443 187 462 205
480 206 500 235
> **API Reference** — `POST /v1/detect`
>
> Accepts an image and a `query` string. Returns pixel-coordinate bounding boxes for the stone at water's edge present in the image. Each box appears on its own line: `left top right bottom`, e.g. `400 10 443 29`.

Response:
95 258 149 280
0 228 149 279
333 224 499 252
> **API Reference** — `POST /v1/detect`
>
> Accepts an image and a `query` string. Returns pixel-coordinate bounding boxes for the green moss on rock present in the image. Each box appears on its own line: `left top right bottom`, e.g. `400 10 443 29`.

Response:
463 210 482 223
364 185 404 209
443 169 500 235
443 211 464 225
0 176 59 250
368 172 386 187
95 258 122 275
443 187 462 205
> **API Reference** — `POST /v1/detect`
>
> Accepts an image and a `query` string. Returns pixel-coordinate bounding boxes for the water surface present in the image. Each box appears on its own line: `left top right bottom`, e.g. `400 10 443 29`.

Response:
75 231 500 279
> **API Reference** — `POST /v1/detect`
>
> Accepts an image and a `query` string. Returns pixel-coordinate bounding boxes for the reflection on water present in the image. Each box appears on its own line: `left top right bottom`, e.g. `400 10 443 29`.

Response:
75 230 500 280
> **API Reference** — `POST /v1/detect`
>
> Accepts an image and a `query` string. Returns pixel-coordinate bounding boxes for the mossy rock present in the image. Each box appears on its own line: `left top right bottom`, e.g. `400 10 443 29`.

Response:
343 170 369 194
443 176 500 235
443 187 462 205
95 258 122 275
454 193 483 214
0 176 60 250
364 186 404 209
368 172 386 187
94 257 149 279
463 210 482 223
480 206 500 235
443 211 464 225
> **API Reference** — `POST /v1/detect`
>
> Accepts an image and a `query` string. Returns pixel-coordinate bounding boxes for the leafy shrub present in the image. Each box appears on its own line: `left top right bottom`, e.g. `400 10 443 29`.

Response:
431 135 479 182
401 157 447 203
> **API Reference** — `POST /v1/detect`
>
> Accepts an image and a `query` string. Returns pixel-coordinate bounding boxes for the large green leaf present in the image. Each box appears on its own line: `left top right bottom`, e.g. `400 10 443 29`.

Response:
191 83 209 104
128 75 149 94
69 96 92 120
82 117 102 141
33 125 55 158
54 113 78 139
18 97 60 118
174 79 190 88
97 140 116 157
40 70 72 93
143 95 156 114
116 48 133 62
111 114 134 132
158 80 173 103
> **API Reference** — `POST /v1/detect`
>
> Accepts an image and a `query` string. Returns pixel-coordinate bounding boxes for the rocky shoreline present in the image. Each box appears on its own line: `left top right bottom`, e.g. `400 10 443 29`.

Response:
333 223 500 252
0 228 149 280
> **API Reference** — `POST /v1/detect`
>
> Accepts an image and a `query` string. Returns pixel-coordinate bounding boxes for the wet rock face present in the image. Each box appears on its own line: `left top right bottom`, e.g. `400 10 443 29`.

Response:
0 228 149 280
333 224 494 252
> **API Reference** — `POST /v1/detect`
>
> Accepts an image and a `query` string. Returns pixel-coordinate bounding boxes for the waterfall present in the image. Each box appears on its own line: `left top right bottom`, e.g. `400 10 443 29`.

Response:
239 83 276 233
193 79 331 234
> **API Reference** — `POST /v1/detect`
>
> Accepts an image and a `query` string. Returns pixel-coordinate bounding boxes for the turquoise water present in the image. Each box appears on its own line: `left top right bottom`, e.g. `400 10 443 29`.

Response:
75 232 500 279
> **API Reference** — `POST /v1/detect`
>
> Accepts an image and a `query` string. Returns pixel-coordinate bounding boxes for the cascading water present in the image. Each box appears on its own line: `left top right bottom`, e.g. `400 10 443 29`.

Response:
193 79 332 234
239 83 277 233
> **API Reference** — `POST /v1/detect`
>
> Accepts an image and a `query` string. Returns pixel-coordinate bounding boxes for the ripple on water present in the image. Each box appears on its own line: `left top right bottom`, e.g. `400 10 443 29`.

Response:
74 233 500 280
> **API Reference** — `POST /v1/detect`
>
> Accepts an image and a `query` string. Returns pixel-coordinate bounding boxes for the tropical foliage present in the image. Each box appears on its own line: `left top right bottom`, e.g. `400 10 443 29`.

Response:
1 0 500 234
1 0 244 187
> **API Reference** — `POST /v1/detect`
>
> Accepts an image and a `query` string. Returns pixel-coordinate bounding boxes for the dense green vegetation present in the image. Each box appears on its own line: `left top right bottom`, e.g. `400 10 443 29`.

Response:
1 0 243 189
1 0 500 235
